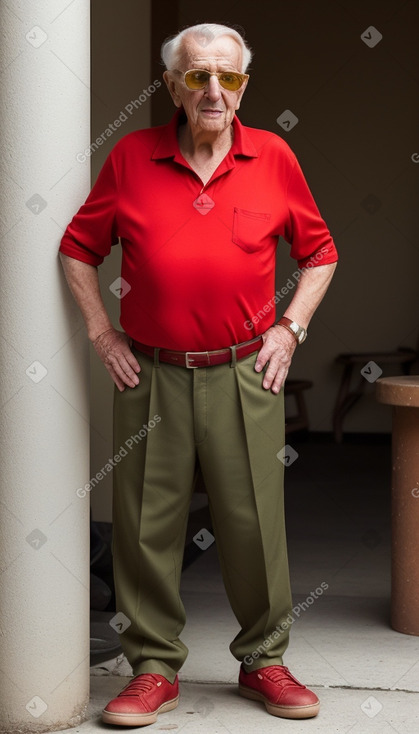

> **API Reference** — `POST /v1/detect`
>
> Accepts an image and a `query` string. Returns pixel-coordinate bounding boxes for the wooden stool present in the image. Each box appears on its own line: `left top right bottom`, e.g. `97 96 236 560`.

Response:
333 349 416 442
284 379 313 433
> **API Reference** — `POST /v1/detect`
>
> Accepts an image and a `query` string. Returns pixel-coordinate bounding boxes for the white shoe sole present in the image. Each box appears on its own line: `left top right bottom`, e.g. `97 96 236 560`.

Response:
239 684 320 719
102 695 179 726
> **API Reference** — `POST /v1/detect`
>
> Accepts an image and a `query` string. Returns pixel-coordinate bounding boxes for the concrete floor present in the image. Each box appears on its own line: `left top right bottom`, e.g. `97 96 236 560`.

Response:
56 436 419 733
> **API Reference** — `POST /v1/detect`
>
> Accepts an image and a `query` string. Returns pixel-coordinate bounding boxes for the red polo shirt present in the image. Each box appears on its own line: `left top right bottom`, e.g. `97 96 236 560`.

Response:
60 110 338 350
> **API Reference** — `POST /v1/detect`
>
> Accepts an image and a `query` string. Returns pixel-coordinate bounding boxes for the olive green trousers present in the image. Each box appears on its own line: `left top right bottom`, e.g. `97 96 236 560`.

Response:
112 349 292 684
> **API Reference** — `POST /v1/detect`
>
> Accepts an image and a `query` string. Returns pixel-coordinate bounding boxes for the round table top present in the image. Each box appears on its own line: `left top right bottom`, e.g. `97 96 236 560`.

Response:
376 375 419 407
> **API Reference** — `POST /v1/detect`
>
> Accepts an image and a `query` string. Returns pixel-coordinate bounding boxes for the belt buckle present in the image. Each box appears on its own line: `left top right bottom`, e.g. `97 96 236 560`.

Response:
185 351 200 368
185 351 210 368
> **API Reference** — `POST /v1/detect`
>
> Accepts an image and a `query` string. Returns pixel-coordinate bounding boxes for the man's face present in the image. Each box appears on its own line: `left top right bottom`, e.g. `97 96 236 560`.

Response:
163 34 248 134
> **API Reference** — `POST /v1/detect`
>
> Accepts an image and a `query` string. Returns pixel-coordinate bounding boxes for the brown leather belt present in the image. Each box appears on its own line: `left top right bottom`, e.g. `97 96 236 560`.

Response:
131 336 263 368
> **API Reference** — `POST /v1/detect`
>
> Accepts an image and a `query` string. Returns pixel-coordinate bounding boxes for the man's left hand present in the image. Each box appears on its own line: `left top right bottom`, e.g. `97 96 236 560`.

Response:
254 325 297 394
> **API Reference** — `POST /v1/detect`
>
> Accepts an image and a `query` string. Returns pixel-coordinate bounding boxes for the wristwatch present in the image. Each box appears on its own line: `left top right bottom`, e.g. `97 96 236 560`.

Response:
276 316 307 345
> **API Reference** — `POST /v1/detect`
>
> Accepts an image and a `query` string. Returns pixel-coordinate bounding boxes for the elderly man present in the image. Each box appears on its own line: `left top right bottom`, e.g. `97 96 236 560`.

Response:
60 22 337 727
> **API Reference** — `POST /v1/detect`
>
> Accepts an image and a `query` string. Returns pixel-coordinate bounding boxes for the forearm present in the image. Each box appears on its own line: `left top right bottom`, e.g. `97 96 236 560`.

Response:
59 253 112 341
256 261 337 392
282 262 337 329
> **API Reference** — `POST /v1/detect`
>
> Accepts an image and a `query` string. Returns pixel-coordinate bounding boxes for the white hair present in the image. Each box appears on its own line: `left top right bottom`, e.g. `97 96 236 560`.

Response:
161 23 252 74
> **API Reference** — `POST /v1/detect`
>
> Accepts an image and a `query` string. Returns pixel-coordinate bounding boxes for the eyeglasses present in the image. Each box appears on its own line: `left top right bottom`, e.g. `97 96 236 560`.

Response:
176 69 249 91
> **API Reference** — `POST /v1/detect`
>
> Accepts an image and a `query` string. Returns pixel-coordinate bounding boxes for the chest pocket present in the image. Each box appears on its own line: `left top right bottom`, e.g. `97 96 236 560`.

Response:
232 208 272 253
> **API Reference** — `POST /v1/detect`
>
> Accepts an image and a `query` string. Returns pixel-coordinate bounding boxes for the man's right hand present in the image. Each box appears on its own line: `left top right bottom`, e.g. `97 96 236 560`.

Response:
58 256 141 391
92 328 141 392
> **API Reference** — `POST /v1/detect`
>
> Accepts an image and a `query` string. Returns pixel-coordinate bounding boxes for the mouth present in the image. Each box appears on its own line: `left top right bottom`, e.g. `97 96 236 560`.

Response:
200 109 224 116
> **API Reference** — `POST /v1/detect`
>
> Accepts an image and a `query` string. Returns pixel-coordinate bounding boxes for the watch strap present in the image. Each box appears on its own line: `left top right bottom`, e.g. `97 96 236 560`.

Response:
276 316 307 344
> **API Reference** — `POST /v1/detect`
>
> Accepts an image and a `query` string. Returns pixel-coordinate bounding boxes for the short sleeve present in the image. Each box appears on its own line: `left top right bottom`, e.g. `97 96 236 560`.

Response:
59 152 119 266
284 158 338 269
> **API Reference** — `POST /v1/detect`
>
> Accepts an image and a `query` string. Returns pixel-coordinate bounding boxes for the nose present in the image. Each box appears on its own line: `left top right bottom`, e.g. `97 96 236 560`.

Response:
204 74 222 102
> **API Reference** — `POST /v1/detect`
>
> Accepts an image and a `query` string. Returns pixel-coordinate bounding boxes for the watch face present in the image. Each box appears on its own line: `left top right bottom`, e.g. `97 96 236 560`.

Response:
277 318 307 344
289 321 305 343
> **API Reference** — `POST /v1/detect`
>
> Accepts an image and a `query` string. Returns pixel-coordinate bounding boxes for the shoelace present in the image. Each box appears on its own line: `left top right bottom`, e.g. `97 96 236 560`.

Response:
119 674 161 698
262 666 303 688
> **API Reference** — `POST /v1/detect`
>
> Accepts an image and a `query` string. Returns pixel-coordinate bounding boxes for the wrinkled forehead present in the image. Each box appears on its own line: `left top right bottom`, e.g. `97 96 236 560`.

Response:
177 35 243 71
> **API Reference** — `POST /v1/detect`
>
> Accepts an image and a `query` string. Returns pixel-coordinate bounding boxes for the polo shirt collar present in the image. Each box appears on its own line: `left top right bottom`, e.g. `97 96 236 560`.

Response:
151 108 258 161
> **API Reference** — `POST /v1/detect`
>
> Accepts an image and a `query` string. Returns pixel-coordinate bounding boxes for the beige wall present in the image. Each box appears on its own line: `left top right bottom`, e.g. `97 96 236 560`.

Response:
89 0 418 519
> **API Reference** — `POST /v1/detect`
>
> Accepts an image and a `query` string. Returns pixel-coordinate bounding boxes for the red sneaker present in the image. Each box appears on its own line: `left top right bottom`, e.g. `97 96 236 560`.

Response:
102 673 179 726
239 664 319 719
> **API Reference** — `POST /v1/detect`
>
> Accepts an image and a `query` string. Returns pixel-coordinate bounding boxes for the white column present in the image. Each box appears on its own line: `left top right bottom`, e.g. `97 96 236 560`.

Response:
0 2 91 732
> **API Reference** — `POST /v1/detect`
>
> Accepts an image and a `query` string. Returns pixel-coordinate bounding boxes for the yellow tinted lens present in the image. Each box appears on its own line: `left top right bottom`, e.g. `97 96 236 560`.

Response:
218 73 242 90
185 70 210 89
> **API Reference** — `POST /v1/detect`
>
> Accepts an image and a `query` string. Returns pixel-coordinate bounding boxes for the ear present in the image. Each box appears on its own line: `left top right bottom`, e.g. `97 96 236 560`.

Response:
163 70 182 108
